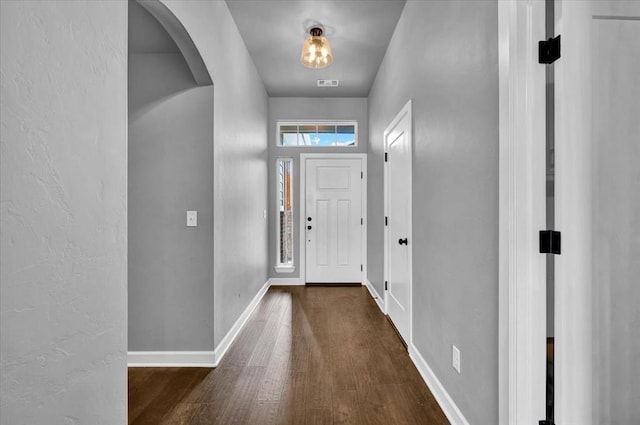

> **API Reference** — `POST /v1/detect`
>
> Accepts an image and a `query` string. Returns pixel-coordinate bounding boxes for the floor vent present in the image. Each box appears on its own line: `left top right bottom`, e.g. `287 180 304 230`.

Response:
317 79 339 87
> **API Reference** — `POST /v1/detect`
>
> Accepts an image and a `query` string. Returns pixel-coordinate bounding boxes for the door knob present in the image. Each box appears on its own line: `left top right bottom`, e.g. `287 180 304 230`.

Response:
308 225 312 230
398 238 408 245
307 217 312 221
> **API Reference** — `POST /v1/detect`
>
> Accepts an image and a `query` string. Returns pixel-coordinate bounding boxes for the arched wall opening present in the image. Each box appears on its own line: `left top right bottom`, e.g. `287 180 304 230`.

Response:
127 0 215 353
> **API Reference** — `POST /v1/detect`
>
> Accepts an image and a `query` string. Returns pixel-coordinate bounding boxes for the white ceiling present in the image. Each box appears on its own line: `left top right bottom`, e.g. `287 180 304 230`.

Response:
225 0 406 97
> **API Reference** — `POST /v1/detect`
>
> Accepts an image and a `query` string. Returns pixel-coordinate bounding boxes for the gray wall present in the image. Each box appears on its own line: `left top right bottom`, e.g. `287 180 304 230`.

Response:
0 1 128 423
128 45 214 349
268 97 368 280
161 0 269 348
367 1 499 424
129 0 179 54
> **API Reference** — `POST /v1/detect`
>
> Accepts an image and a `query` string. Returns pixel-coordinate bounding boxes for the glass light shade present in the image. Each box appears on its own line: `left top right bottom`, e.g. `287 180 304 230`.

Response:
300 35 333 69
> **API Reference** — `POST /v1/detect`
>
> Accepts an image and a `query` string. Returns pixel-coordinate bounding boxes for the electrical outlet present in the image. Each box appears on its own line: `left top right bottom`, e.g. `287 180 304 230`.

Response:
452 345 461 374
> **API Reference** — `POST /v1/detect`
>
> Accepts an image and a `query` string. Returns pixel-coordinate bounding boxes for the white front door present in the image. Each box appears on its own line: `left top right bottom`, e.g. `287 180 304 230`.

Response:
554 2 640 423
305 157 363 283
384 100 412 345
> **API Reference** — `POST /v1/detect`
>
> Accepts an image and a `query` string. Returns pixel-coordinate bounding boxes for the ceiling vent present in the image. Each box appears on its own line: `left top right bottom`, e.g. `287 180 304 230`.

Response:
317 79 339 88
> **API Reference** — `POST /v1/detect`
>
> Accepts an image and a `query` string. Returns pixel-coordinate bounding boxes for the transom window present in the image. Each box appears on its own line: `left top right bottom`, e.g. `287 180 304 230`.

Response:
277 121 357 147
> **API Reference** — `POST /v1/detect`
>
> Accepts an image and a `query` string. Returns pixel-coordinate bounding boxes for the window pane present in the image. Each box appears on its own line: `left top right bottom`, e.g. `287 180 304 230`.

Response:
337 124 355 134
278 159 293 265
316 124 336 133
315 124 337 146
298 124 316 133
297 125 317 146
280 125 299 146
281 133 300 146
336 125 356 146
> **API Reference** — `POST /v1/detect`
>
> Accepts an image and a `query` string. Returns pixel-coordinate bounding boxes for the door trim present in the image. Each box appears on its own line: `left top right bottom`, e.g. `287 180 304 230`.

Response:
299 153 367 284
498 1 547 424
383 99 413 345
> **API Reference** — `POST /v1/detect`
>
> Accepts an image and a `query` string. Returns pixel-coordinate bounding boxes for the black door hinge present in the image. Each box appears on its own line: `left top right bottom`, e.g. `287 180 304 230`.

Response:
539 230 561 255
385 281 388 291
361 264 363 272
385 216 388 226
361 171 363 179
539 35 561 64
361 218 363 225
385 152 388 162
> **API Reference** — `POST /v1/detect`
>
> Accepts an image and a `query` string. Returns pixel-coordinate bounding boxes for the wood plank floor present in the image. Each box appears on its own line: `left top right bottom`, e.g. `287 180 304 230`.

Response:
128 286 450 425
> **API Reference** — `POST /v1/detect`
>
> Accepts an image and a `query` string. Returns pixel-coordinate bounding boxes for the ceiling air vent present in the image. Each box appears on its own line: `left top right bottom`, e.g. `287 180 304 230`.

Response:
317 79 339 88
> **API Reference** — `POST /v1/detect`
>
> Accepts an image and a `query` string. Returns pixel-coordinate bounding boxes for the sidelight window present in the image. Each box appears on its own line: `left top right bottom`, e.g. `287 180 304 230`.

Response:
276 158 294 272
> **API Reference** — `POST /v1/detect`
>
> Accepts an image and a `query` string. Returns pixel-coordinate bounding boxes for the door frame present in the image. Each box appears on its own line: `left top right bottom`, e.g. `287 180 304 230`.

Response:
299 153 367 284
383 99 413 344
498 1 548 423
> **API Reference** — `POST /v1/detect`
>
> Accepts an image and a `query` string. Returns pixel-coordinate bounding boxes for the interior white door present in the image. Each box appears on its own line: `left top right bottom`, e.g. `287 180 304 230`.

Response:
305 158 363 283
554 2 640 424
384 101 412 345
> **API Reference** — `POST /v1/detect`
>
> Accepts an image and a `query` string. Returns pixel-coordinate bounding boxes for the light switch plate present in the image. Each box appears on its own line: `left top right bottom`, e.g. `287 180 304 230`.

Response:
187 211 197 227
452 345 461 374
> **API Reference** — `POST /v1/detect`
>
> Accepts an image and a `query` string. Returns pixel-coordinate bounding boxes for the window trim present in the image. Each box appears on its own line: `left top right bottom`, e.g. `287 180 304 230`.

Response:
276 120 358 148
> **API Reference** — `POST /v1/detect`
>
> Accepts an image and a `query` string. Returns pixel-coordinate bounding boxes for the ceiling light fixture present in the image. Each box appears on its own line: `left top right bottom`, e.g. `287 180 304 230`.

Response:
300 25 333 69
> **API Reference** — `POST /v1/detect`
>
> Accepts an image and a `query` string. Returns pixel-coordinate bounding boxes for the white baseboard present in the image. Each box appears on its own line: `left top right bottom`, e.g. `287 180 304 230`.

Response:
409 344 470 425
364 279 385 313
128 280 271 368
128 351 215 367
269 277 304 286
213 279 270 366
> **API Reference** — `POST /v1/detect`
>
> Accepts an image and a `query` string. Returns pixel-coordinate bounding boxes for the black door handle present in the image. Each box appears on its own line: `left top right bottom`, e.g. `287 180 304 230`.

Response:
398 238 408 245
307 217 312 221
308 225 312 230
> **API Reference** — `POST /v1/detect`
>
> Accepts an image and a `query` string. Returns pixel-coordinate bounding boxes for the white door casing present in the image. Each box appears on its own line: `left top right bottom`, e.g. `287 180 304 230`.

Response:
384 100 412 345
303 155 366 283
498 1 548 423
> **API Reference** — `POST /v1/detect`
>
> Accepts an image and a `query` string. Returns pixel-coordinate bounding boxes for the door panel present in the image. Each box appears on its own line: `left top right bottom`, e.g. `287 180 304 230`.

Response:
554 2 639 423
388 131 410 313
337 200 350 265
306 158 362 283
591 16 640 425
385 101 412 345
317 166 350 190
316 200 330 266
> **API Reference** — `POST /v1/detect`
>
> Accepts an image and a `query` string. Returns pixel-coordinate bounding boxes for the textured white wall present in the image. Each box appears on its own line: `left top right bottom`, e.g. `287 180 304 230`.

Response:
0 1 128 424
368 1 499 423
161 1 269 348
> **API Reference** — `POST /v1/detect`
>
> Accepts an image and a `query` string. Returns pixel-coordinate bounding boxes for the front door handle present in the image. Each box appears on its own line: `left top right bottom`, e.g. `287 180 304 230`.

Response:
398 238 408 245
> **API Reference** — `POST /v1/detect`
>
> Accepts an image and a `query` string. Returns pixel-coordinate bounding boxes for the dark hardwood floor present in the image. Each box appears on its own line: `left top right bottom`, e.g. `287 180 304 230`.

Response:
128 286 450 425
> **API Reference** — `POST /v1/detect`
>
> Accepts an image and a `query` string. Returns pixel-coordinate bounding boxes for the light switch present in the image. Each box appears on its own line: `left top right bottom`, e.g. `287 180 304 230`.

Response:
187 211 197 227
452 345 461 374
